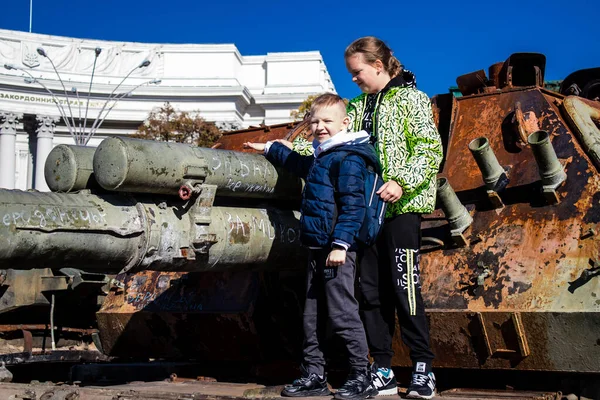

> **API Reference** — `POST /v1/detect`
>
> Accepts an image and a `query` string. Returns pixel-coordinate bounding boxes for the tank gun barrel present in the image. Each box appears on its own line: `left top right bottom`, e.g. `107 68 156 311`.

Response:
92 137 302 200
11 137 308 274
0 188 304 274
45 138 304 201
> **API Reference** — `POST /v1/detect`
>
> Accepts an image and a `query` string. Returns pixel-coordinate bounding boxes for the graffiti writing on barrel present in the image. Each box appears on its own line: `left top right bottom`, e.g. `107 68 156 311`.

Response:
2 206 107 229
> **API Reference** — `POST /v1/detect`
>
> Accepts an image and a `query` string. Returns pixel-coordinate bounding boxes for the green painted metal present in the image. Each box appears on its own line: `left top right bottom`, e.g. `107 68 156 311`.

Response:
468 137 506 190
436 177 472 234
44 145 97 192
0 187 303 274
93 137 302 200
527 130 567 188
0 189 144 273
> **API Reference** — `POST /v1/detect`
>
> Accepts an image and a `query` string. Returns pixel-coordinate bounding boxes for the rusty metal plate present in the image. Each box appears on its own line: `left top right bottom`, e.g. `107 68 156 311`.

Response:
96 270 306 362
418 83 600 372
215 120 311 152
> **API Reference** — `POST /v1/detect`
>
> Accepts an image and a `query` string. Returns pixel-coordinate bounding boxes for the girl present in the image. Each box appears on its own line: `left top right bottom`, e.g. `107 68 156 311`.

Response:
344 36 442 400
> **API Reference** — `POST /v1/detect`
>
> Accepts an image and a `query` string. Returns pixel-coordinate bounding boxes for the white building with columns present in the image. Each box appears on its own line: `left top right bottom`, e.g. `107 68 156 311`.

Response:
0 29 335 191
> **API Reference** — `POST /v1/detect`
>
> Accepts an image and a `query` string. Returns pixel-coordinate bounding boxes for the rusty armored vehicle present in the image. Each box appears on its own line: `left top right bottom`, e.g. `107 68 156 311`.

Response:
0 52 599 391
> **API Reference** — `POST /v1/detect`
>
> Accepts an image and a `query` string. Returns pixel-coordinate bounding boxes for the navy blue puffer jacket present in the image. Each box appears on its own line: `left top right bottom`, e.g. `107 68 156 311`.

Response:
266 132 381 250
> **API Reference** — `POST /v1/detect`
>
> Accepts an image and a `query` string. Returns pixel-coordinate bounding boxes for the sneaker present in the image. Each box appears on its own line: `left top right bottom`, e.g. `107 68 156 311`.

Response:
281 366 332 397
406 372 436 399
334 370 378 400
369 363 397 396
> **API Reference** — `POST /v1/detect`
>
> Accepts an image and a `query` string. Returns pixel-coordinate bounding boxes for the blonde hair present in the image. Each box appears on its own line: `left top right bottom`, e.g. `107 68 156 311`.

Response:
345 36 403 78
309 93 347 116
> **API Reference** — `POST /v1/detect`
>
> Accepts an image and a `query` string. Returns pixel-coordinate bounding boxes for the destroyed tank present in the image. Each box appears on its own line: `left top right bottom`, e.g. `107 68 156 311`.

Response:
0 52 599 381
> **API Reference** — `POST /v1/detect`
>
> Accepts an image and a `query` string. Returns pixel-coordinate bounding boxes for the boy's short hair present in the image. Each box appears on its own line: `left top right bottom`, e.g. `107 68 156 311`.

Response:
309 93 347 116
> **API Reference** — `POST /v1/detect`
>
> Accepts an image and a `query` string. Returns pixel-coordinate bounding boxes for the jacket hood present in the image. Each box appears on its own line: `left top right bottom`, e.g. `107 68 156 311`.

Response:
315 130 381 174
314 130 369 155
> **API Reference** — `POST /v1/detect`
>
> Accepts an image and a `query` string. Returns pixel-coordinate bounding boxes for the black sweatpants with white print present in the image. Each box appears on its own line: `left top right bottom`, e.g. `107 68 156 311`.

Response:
358 213 434 371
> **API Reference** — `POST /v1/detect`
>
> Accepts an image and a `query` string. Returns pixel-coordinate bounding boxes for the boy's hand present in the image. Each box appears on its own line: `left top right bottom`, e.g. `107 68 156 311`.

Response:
273 139 293 149
377 180 403 203
326 249 347 267
243 142 266 151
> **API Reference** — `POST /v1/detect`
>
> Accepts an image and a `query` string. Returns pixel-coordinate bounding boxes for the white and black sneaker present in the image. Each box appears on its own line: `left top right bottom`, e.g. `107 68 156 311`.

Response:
406 371 436 399
368 363 397 396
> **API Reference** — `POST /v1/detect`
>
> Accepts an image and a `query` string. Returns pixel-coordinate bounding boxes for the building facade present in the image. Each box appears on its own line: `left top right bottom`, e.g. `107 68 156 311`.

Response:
0 29 335 191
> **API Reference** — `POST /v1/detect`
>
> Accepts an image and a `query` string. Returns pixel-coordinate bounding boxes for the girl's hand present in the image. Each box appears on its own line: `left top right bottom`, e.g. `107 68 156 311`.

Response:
326 249 346 267
243 142 266 151
377 180 403 203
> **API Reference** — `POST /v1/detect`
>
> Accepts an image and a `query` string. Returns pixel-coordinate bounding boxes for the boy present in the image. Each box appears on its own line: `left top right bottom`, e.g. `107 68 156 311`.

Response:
244 93 379 400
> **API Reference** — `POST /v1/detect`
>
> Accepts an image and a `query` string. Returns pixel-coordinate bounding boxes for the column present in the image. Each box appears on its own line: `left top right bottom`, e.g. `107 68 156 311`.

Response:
35 115 60 192
0 112 22 189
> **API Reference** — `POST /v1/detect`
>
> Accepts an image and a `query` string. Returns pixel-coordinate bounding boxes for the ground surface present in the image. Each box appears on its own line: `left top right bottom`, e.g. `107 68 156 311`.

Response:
0 379 565 399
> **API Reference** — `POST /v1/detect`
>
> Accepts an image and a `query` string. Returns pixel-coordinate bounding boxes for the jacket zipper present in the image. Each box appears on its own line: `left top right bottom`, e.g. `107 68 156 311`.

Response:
372 92 382 140
359 92 383 139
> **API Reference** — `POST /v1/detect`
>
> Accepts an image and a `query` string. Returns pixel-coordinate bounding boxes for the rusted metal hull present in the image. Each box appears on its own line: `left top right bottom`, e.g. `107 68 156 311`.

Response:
97 270 306 362
96 60 600 374
97 279 600 372
215 120 311 152
2 53 600 384
418 82 600 371
402 311 600 371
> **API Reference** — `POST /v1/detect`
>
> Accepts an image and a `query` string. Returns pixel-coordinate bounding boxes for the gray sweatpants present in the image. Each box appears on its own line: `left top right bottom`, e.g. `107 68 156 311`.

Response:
302 248 369 376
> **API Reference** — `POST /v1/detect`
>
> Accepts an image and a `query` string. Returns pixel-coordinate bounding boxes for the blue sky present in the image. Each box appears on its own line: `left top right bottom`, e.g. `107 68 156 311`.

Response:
1 0 599 100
